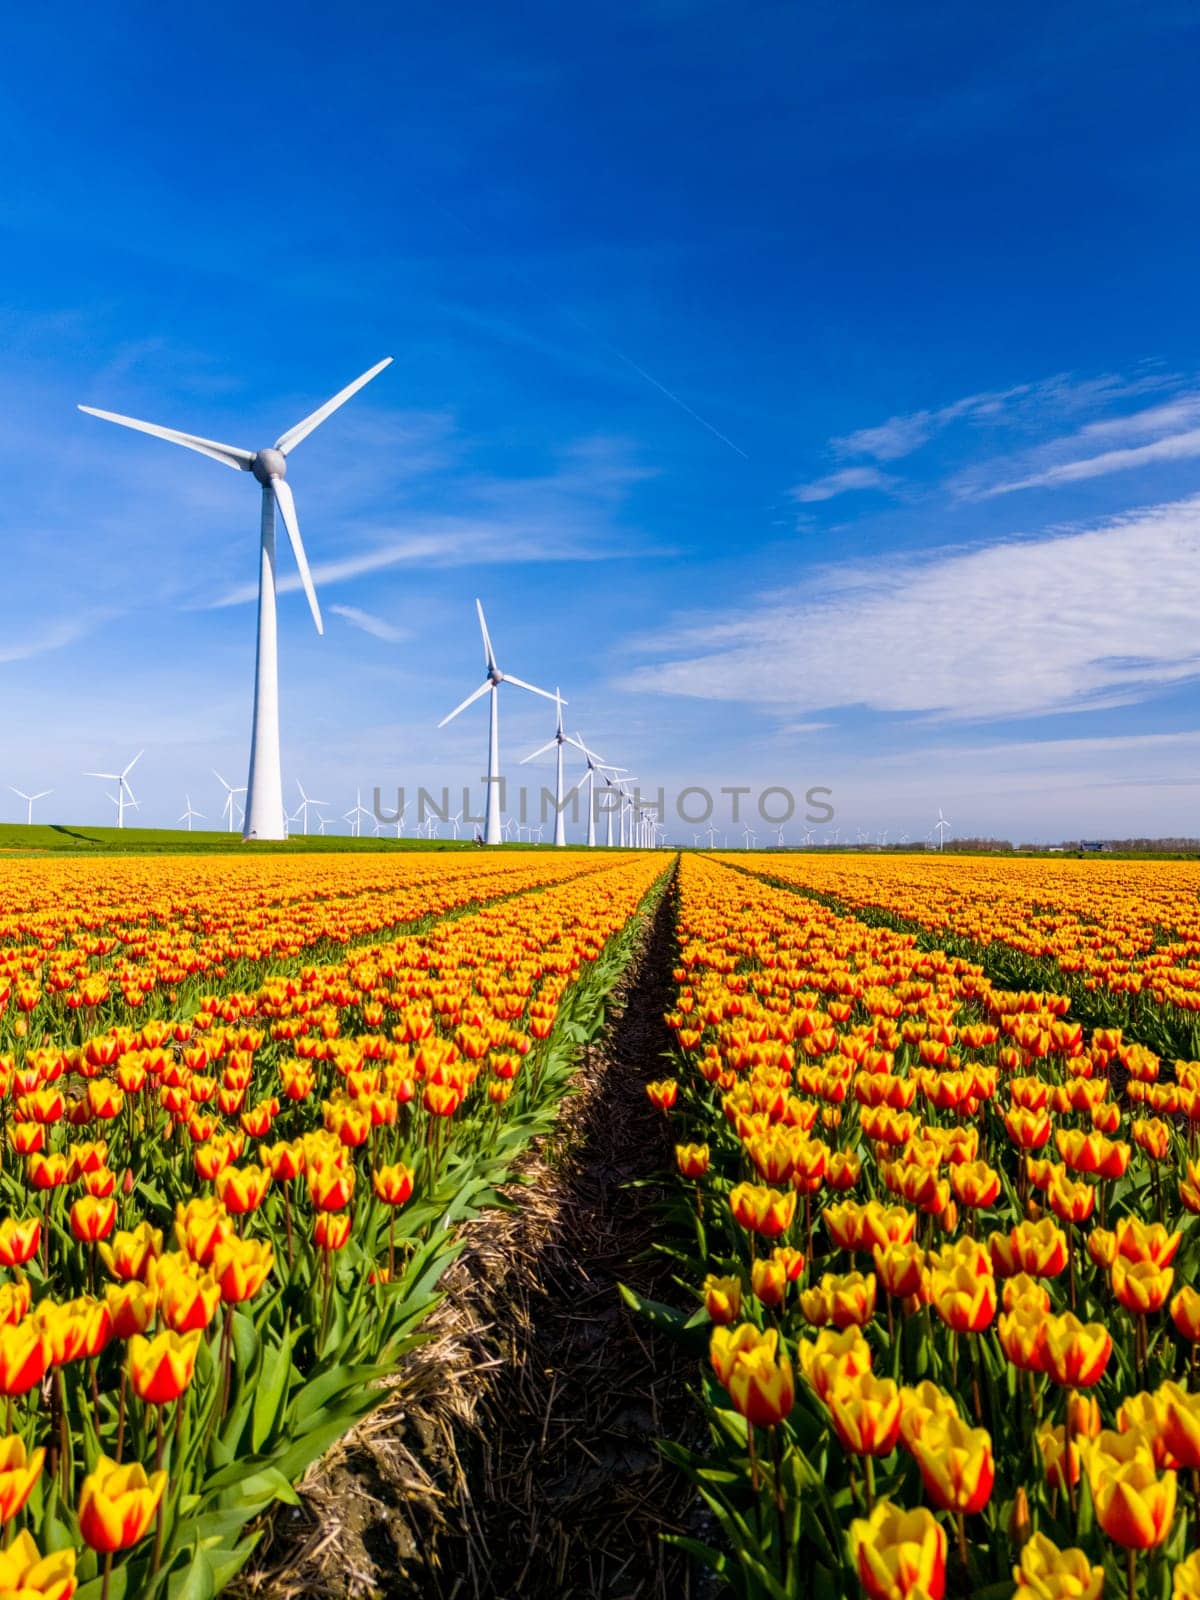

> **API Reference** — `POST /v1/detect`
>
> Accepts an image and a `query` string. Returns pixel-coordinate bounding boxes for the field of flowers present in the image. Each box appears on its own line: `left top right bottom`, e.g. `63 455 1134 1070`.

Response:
647 852 1200 1600
0 848 668 1599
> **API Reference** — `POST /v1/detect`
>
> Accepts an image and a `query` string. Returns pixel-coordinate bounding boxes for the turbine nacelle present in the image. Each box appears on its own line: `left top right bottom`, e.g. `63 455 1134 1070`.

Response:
251 448 288 485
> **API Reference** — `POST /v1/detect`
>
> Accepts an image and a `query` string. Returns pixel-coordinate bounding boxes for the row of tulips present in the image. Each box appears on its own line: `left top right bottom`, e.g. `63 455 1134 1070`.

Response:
0 851 668 1598
0 850 626 1044
637 854 1200 1600
728 851 1200 1059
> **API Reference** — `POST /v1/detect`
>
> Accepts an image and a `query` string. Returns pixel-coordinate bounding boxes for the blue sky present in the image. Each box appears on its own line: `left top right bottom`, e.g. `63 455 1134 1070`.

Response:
4 1 1200 841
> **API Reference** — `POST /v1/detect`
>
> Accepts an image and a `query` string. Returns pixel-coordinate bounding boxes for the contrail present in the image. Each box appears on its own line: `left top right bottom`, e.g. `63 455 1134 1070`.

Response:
421 192 749 460
564 309 750 460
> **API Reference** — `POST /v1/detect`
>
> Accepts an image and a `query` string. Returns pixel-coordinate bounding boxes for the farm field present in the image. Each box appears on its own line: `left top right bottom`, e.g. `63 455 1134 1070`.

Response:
3 845 1200 1598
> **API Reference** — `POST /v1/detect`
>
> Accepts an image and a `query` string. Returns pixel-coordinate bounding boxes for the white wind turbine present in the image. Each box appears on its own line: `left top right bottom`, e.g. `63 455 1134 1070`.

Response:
79 358 392 840
214 771 247 834
742 824 756 849
596 765 630 848
934 806 951 851
178 795 204 832
344 787 370 838
703 821 719 849
315 813 331 836
568 735 620 848
520 691 575 848
438 600 559 846
10 787 52 827
295 781 327 837
84 751 143 829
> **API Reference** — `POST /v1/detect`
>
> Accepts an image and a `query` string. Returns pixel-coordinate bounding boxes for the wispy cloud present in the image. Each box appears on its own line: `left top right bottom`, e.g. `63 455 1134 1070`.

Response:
965 396 1200 497
0 613 107 665
619 494 1200 722
791 465 898 503
329 605 410 644
829 369 1177 466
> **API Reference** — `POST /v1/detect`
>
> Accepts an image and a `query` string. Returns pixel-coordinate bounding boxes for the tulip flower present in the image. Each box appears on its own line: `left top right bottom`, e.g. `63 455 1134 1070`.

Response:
1042 1312 1112 1388
1158 1382 1200 1470
104 1281 157 1340
873 1241 924 1301
716 1325 794 1428
798 1325 873 1402
703 1275 743 1326
751 1257 788 1308
800 1271 876 1330
1009 1218 1069 1278
711 1322 771 1387
1111 1257 1173 1315
930 1262 996 1334
826 1371 903 1457
174 1197 235 1267
215 1163 272 1215
0 1530 75 1600
372 1163 414 1206
674 1143 710 1179
1085 1429 1177 1549
729 1182 797 1238
0 1218 40 1269
152 1257 221 1333
307 1160 355 1212
910 1416 994 1514
1037 1423 1081 1491
0 1321 48 1397
98 1222 162 1283
314 1212 351 1251
849 1499 946 1600
128 1328 201 1405
1012 1532 1103 1600
1174 1551 1200 1600
898 1381 960 1452
211 1238 273 1304
69 1196 117 1245
0 1283 31 1330
78 1455 167 1553
1171 1285 1200 1343
0 1435 44 1522
1115 1217 1181 1269
998 1304 1048 1373
645 1079 678 1112
948 1160 1001 1209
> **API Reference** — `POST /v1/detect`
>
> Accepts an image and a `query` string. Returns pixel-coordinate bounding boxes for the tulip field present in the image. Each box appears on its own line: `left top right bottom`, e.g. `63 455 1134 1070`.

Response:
6 843 1200 1600
645 852 1200 1600
0 848 669 1598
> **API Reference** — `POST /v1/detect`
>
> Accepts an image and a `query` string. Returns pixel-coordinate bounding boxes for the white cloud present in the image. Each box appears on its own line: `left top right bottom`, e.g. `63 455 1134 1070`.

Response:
0 613 106 665
619 495 1200 722
791 465 898 503
975 423 1200 498
329 605 410 644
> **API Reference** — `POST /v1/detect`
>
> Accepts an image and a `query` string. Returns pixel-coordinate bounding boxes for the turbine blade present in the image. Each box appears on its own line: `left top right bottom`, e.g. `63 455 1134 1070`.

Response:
519 740 559 763
504 675 559 704
123 750 144 778
271 480 323 634
84 771 119 780
33 791 51 801
438 681 491 728
475 599 497 673
213 769 231 789
77 406 253 470
274 357 393 455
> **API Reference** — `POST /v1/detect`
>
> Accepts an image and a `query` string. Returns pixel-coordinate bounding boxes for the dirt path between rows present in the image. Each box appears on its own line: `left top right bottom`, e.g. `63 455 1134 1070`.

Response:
241 868 699 1600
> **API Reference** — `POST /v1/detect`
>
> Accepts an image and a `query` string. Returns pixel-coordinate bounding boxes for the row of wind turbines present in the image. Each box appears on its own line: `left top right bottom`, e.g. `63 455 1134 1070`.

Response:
78 358 661 847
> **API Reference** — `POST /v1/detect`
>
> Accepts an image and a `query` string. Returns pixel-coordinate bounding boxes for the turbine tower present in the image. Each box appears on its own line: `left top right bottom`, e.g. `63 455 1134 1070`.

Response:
79 358 392 840
438 600 559 846
84 751 142 829
10 787 52 827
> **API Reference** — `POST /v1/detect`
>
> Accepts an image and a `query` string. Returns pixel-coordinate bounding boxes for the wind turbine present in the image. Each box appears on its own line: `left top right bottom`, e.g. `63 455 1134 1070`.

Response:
178 795 204 832
567 735 618 848
79 358 393 840
596 765 630 847
295 781 327 837
315 813 331 836
742 824 756 849
10 788 52 827
703 821 719 849
214 771 246 834
344 787 370 838
438 600 560 846
520 690 572 847
934 807 951 851
84 751 142 829
775 826 786 847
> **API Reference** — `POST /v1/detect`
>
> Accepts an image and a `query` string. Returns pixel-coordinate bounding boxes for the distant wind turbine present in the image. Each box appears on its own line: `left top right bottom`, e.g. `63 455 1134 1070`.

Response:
344 787 370 838
10 787 52 827
214 771 247 834
438 600 559 846
84 751 142 829
520 691 574 847
295 781 327 837
178 795 204 832
79 357 393 840
935 807 951 851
